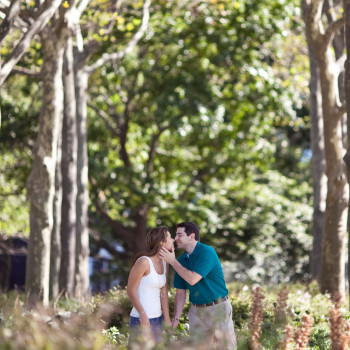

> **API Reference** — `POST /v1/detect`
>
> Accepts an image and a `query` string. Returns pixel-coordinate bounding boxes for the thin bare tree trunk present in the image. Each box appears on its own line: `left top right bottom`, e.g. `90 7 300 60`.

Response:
74 62 90 297
59 37 77 297
343 0 350 300
133 205 149 253
302 0 326 282
50 113 63 300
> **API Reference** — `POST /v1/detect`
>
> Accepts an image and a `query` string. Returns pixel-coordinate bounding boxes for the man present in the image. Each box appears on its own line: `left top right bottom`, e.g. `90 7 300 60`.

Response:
159 221 237 349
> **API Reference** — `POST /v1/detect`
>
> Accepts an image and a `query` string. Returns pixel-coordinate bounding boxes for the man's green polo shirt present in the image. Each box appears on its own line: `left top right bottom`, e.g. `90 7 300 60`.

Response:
173 241 228 304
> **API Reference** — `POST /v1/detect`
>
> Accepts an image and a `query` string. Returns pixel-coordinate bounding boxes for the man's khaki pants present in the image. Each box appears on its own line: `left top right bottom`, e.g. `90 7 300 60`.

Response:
188 299 237 349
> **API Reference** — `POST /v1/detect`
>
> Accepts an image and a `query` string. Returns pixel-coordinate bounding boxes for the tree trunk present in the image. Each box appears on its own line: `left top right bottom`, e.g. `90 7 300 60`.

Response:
133 205 149 254
318 52 348 297
309 54 327 283
50 112 63 300
302 0 326 282
74 61 90 297
303 0 348 297
343 0 350 300
59 37 77 297
25 33 65 306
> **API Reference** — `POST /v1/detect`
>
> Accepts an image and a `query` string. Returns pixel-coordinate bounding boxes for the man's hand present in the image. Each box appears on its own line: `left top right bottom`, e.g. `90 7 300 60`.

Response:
163 319 174 334
172 318 179 329
159 246 176 265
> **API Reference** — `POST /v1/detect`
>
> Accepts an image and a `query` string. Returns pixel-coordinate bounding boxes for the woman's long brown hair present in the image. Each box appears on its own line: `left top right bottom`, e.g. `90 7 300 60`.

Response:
132 226 168 265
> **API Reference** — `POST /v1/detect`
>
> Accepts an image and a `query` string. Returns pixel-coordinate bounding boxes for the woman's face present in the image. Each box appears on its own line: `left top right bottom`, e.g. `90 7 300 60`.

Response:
161 231 174 251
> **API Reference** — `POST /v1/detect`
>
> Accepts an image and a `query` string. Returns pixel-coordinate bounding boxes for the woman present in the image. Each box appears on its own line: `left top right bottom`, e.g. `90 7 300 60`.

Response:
126 226 174 345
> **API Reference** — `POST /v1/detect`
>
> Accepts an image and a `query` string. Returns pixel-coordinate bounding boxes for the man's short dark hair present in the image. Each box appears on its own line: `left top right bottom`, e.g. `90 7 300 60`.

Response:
177 222 200 241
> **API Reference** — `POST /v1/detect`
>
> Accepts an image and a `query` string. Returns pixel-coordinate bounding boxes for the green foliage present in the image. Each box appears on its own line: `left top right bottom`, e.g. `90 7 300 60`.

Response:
0 152 30 235
85 0 312 283
230 297 251 328
1 74 41 236
102 326 128 347
0 283 345 349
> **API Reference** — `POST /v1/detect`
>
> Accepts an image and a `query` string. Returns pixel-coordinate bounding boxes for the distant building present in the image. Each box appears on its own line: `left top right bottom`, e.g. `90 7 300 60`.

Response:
0 235 122 294
89 248 121 294
0 235 27 291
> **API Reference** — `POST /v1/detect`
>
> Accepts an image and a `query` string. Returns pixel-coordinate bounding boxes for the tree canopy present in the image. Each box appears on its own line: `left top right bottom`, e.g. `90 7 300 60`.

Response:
1 0 313 285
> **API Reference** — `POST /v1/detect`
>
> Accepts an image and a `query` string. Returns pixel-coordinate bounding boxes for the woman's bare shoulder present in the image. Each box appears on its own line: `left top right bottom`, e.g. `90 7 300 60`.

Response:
133 256 150 271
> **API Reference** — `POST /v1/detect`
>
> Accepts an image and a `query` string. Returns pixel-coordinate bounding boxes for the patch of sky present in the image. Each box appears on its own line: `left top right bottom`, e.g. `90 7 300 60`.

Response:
300 149 312 162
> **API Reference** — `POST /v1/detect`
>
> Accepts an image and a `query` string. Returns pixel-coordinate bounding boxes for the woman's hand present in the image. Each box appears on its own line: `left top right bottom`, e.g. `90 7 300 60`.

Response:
164 319 172 328
163 319 173 334
140 312 150 328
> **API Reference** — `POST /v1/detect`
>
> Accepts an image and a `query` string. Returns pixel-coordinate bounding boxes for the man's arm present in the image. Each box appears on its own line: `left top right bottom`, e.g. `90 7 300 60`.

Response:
172 289 187 328
170 259 202 286
159 247 202 286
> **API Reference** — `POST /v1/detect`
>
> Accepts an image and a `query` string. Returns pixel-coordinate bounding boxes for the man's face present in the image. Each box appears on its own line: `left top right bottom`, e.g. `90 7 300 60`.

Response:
175 227 191 249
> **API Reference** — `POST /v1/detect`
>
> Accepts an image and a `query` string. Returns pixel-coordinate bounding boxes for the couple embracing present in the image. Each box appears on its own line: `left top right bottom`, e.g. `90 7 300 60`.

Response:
126 221 237 349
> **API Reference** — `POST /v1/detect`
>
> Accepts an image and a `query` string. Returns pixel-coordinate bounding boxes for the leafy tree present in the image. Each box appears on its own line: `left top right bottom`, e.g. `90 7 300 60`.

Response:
1 0 314 287
87 0 312 283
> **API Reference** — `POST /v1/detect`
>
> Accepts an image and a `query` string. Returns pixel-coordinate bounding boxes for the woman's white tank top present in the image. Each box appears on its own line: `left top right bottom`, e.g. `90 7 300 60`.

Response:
130 256 166 319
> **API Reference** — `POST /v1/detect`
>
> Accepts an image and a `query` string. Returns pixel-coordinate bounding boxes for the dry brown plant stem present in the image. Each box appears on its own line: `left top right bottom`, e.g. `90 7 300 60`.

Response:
329 294 350 350
295 314 314 350
275 286 289 324
279 325 294 350
249 287 265 350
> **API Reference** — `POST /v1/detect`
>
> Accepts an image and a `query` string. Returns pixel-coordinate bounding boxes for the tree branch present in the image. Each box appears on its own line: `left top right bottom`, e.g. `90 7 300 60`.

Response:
178 167 211 201
105 94 132 168
94 194 133 244
74 39 100 69
305 0 325 47
86 0 151 74
146 126 168 177
335 103 346 121
89 228 131 261
0 0 62 86
76 0 89 19
0 0 20 43
101 96 132 168
324 17 344 49
114 74 141 169
0 189 23 197
88 102 119 137
336 53 346 74
11 65 42 78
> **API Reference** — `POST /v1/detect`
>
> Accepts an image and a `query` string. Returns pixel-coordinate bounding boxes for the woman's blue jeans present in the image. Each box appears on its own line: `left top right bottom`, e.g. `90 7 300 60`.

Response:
128 315 163 346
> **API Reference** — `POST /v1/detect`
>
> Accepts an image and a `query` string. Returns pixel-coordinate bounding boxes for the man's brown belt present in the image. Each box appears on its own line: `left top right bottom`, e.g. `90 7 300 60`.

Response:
192 296 229 307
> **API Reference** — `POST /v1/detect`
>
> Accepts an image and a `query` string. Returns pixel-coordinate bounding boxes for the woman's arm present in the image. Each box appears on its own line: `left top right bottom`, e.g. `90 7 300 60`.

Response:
160 263 171 326
126 258 150 327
